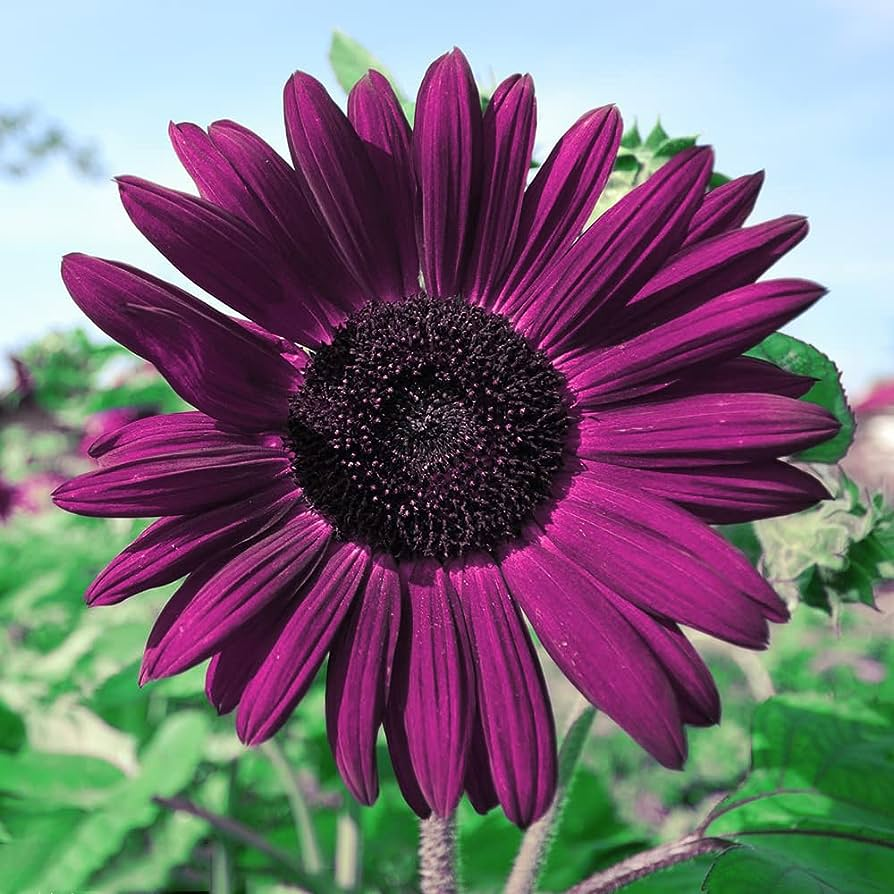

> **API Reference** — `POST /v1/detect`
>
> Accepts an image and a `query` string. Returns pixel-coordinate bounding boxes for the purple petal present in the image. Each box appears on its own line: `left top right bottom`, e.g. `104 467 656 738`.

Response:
512 148 714 357
661 356 816 400
413 48 483 298
546 467 788 643
117 175 324 345
463 74 536 306
387 559 475 817
683 171 764 247
89 411 262 464
384 696 432 820
577 392 840 467
491 105 622 314
86 477 297 605
348 71 419 297
207 120 368 327
464 715 499 814
611 215 809 339
326 554 401 805
140 506 331 681
618 460 830 524
284 72 403 299
449 555 556 827
236 544 370 744
498 533 687 768
60 254 299 432
205 598 291 715
565 279 824 406
53 444 288 518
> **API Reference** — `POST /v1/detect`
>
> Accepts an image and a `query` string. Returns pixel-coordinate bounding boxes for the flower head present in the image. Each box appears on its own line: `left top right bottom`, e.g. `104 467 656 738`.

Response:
54 49 837 827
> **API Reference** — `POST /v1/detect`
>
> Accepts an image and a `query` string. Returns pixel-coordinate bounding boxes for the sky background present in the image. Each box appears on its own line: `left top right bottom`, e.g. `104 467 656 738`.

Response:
2 0 892 398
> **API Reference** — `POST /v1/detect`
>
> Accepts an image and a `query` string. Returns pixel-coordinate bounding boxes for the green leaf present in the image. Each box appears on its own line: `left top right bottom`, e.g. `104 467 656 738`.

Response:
328 31 414 120
0 700 25 752
644 120 669 150
747 331 854 462
10 712 209 892
0 751 125 807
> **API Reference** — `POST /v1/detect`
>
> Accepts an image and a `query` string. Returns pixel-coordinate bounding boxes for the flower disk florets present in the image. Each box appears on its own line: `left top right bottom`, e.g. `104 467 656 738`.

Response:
287 296 569 559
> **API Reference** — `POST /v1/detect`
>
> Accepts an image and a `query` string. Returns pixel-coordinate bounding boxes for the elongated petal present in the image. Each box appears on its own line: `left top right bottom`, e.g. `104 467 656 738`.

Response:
682 171 764 247
464 74 536 305
53 445 288 518
326 555 401 805
615 460 829 524
388 560 475 816
492 105 622 313
414 49 483 298
284 72 402 299
86 478 297 605
513 148 714 356
61 254 298 431
498 533 686 768
348 71 418 297
577 392 839 467
450 556 556 827
548 468 788 641
566 279 824 405
660 356 816 400
237 544 370 744
118 176 324 344
465 716 499 814
384 698 432 819
205 602 288 716
612 215 809 339
140 507 331 681
208 120 367 325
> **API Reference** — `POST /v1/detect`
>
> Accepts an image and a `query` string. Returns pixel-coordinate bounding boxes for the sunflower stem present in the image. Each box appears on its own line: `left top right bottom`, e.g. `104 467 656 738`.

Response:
504 694 596 894
261 740 324 876
419 813 459 893
335 796 362 891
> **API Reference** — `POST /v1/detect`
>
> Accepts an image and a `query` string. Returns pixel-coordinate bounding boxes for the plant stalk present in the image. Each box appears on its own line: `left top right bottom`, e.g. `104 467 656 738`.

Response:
419 813 459 894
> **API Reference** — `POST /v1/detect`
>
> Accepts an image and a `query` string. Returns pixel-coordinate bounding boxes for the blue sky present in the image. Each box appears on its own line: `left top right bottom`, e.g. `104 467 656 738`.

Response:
2 0 892 397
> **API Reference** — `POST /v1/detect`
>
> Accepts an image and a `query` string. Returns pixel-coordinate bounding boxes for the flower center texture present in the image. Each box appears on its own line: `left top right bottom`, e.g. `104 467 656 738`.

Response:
287 296 570 559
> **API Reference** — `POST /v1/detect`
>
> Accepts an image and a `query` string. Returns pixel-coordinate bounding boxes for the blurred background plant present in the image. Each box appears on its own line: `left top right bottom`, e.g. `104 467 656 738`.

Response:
1 30 892 894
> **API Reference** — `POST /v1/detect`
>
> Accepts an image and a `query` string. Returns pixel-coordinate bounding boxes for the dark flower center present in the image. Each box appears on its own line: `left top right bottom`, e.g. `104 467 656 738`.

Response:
287 296 569 559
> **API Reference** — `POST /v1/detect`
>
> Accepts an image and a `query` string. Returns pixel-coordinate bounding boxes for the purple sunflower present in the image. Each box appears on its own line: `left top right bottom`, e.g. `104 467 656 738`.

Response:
55 49 837 827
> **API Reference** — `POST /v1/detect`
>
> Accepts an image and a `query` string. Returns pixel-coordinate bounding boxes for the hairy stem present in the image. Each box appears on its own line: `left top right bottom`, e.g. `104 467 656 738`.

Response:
419 814 459 894
562 834 731 893
262 740 325 876
505 694 597 894
335 797 362 891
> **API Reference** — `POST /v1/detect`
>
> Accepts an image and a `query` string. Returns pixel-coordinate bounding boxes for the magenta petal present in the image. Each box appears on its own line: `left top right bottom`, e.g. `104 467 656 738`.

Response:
464 715 500 815
498 533 687 768
86 478 297 605
117 176 321 345
450 555 556 827
53 444 288 518
565 279 824 406
622 460 830 524
549 468 788 641
682 171 764 247
577 391 840 468
512 147 714 357
492 105 622 314
61 254 298 432
326 554 401 805
661 356 816 400
463 74 536 306
140 507 331 681
236 544 370 745
205 597 292 715
388 560 475 817
284 72 403 300
384 698 432 820
348 71 418 297
614 215 810 338
414 48 483 298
